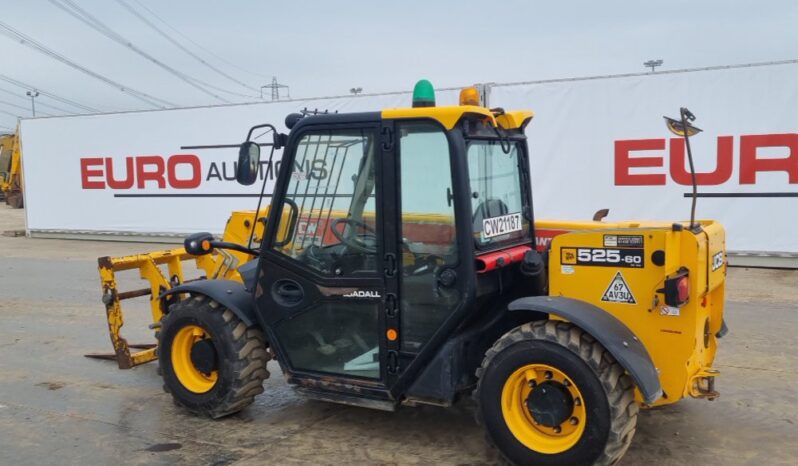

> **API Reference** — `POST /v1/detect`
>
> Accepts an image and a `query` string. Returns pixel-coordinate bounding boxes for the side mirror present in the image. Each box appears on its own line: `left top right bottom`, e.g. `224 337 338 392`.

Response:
236 141 261 185
184 232 215 256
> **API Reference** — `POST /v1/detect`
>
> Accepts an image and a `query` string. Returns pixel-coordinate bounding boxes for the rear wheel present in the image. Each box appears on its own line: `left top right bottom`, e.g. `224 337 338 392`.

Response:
159 295 270 418
476 320 638 466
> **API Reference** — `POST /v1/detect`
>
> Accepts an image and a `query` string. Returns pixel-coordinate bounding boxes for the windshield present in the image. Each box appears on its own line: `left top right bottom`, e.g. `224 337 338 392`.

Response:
467 140 530 248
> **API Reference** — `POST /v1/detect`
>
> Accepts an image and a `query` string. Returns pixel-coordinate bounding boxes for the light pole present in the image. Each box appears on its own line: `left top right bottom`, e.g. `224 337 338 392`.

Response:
349 87 363 95
644 59 663 72
26 90 39 116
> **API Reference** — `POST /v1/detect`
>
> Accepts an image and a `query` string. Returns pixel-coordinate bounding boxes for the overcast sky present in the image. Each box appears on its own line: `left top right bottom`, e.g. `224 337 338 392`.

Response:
0 0 796 129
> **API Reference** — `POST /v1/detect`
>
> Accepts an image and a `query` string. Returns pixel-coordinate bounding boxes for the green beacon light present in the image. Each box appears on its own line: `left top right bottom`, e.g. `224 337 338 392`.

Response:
412 79 436 108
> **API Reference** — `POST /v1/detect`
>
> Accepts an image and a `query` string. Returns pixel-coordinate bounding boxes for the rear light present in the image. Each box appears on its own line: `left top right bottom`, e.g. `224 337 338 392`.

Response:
663 269 690 306
677 276 690 302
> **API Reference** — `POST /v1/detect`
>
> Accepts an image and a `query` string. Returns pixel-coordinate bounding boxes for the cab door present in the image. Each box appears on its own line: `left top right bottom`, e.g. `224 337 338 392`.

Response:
386 120 472 393
255 123 392 390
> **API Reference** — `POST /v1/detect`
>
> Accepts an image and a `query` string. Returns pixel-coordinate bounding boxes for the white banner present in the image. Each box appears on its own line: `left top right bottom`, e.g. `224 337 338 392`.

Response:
20 90 458 236
490 63 798 253
19 63 798 254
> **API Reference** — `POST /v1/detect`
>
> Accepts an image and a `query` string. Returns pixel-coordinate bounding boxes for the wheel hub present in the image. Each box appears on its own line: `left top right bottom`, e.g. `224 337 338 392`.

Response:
500 363 587 454
526 381 574 427
171 324 218 393
190 338 217 375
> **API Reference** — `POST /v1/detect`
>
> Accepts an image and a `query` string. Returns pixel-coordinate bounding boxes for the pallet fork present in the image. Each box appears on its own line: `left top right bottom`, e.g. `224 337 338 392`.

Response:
86 248 241 368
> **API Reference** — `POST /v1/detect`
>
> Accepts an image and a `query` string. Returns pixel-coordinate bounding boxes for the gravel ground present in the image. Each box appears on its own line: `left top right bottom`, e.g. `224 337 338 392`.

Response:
1 203 797 465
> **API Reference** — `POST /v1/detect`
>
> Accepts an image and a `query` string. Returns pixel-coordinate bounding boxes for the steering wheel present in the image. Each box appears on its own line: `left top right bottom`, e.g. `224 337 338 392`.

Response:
330 218 377 253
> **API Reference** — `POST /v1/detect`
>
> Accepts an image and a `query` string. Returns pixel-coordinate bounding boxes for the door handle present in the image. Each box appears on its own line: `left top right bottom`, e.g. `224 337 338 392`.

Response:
277 284 302 297
384 253 397 277
272 279 304 306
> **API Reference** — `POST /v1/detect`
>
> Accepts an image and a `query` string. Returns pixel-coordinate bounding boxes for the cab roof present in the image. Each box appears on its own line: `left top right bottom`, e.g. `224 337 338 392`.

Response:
292 106 534 132
382 105 533 131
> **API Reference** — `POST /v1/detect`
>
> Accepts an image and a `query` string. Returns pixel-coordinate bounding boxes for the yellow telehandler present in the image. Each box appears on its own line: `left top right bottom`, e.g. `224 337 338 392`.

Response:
0 127 23 208
92 81 727 466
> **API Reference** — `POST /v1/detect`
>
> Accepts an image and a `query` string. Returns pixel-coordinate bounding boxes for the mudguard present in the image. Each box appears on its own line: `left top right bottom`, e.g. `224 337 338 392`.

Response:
508 296 663 404
161 279 258 327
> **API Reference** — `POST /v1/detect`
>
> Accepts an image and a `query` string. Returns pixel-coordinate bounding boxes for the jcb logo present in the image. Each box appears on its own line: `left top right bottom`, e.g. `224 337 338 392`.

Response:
615 133 798 186
561 248 577 265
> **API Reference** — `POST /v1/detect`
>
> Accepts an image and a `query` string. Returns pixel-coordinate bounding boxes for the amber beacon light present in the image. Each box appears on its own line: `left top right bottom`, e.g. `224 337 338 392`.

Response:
459 86 481 106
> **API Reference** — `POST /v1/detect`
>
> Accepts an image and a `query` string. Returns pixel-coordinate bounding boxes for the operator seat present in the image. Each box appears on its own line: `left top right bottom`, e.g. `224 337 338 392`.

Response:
472 198 510 231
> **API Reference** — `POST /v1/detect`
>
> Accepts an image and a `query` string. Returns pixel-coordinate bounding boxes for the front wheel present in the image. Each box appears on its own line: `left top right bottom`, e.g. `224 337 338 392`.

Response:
158 295 270 418
476 321 638 466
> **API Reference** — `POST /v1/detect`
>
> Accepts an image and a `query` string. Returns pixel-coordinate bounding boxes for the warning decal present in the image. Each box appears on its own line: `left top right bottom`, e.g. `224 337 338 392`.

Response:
601 272 637 304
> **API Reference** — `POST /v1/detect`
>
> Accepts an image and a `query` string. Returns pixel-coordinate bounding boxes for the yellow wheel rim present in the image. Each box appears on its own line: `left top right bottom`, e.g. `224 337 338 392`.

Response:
171 325 218 393
500 363 587 454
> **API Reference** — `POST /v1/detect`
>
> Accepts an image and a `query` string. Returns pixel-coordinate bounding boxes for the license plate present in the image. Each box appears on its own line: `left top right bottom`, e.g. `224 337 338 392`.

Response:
482 212 523 239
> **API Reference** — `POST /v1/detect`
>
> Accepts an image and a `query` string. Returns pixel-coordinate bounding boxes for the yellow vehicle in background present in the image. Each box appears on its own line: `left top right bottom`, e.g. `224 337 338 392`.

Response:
0 127 23 208
93 81 728 466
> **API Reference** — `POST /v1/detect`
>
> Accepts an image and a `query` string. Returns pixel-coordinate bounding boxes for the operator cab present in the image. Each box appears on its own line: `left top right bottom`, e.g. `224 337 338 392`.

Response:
235 82 537 403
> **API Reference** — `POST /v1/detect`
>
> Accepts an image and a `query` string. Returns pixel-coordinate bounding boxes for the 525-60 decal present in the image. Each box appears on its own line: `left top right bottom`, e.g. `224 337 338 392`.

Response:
561 247 644 268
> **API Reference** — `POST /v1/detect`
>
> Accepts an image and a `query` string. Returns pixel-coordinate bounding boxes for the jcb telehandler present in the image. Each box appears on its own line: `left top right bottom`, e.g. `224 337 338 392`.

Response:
96 81 727 466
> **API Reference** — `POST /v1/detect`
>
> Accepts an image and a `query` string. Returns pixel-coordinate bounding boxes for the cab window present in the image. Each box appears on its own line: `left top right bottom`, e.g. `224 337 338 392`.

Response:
398 122 459 352
467 141 530 248
270 128 378 276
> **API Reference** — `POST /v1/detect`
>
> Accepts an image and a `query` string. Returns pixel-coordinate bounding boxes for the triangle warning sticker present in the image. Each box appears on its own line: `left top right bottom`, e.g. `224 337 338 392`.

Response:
601 272 636 304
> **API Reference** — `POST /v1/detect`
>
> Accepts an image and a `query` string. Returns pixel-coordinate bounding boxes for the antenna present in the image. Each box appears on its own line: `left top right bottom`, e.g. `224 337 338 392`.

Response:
260 77 290 101
664 108 702 230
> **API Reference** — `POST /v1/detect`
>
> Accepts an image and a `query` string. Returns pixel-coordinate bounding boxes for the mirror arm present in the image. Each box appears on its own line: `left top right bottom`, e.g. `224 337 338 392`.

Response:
275 133 288 149
245 123 285 149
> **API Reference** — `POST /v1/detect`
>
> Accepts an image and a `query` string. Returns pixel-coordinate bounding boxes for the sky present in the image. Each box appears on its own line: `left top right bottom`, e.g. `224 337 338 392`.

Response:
0 0 796 129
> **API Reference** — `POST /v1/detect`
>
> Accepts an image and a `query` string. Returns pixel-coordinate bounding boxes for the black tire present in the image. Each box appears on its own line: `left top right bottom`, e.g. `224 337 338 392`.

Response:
475 320 638 466
159 295 270 418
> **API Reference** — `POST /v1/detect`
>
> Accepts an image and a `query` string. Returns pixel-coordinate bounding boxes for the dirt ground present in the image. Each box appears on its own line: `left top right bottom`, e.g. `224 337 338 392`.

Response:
1 203 797 465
